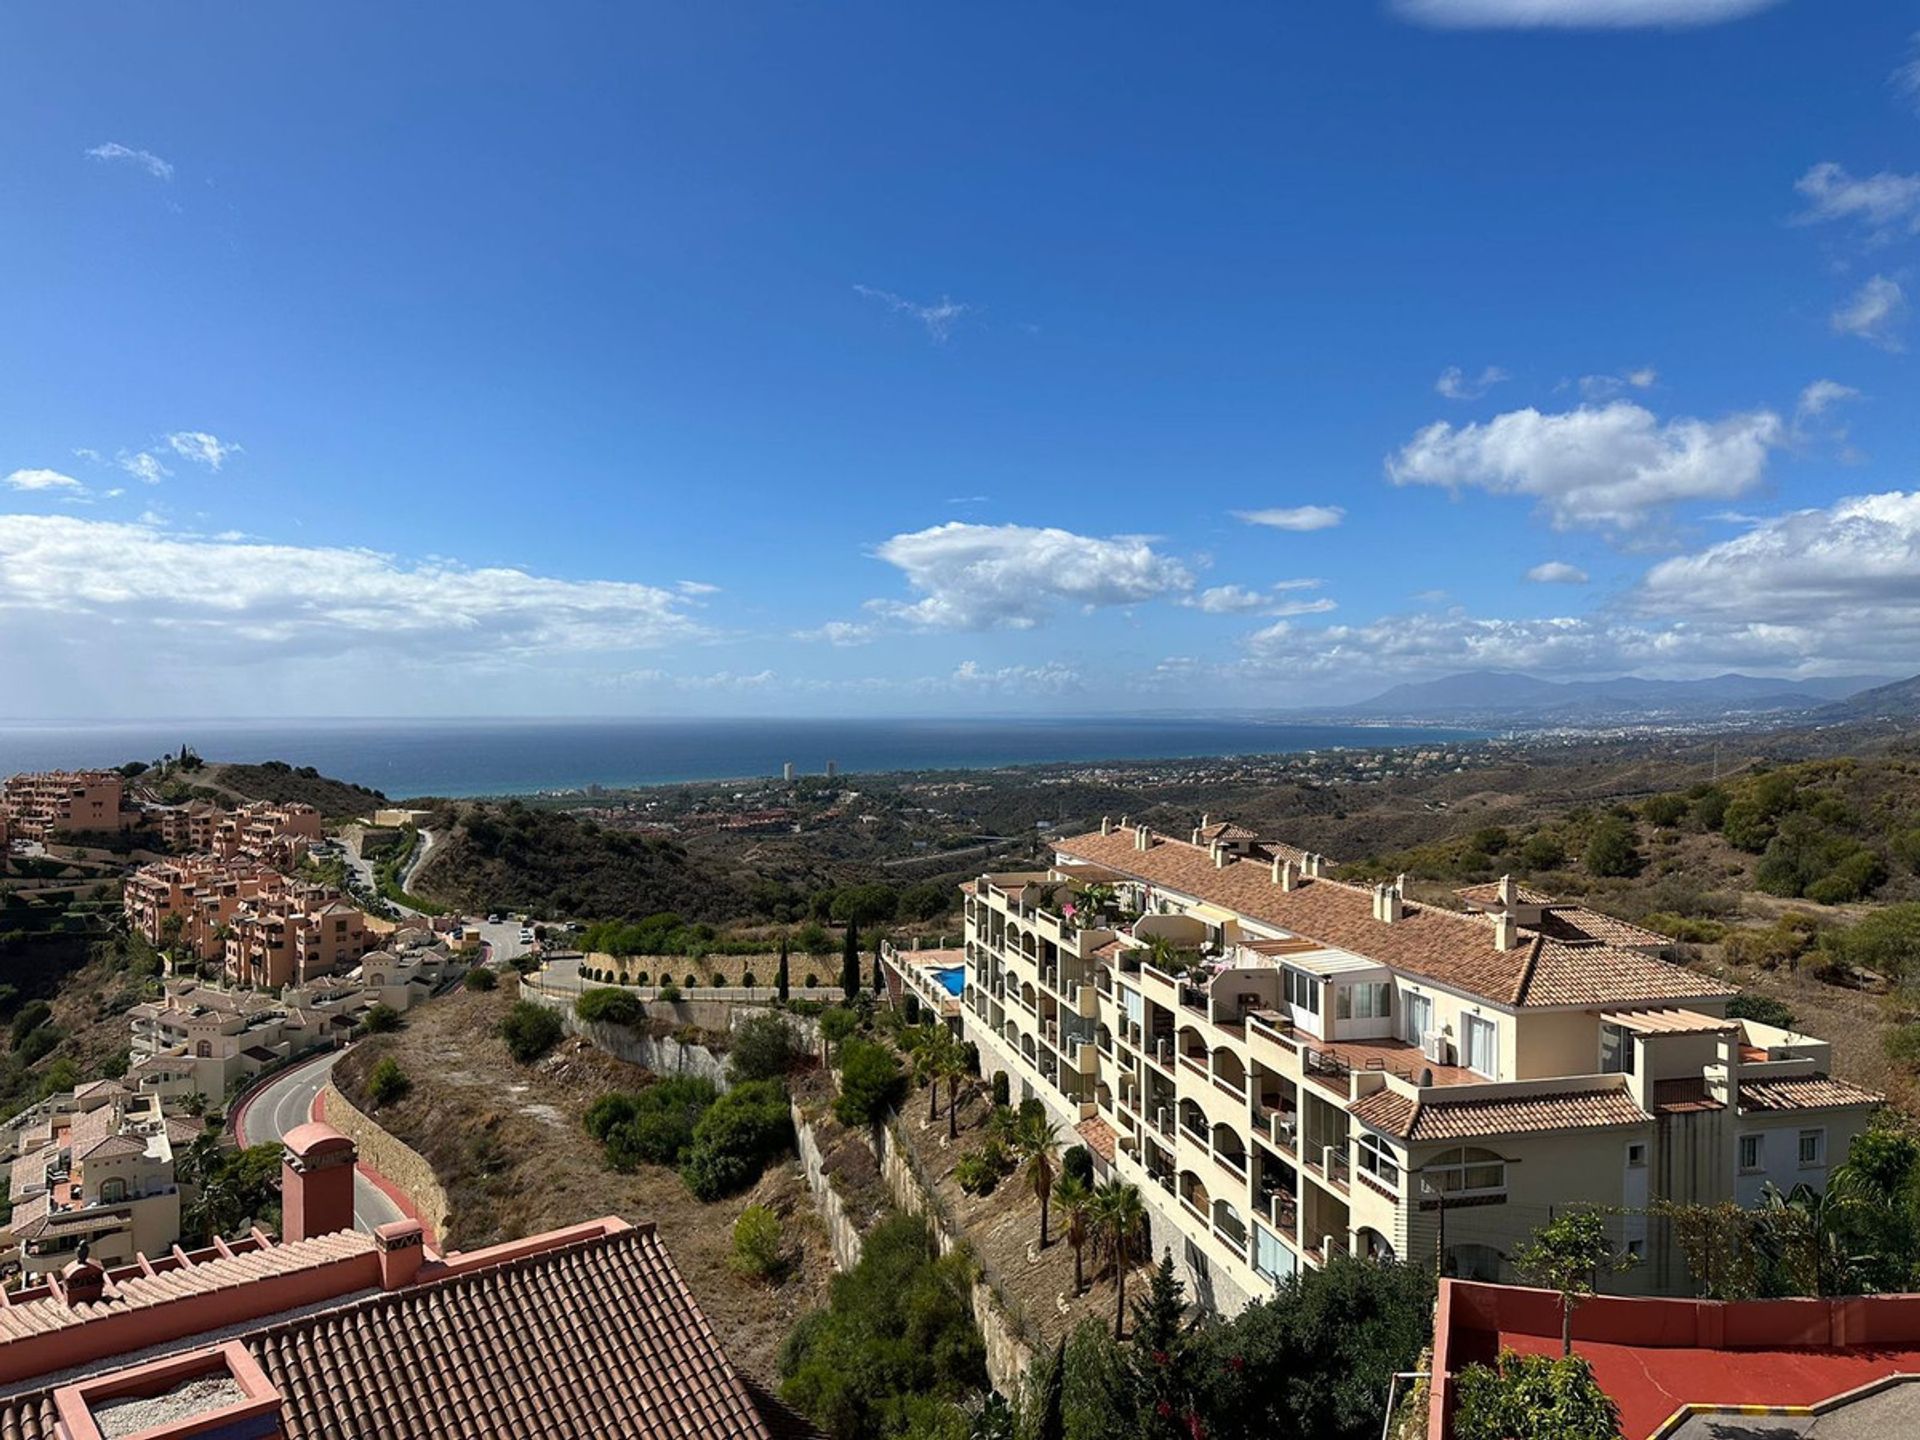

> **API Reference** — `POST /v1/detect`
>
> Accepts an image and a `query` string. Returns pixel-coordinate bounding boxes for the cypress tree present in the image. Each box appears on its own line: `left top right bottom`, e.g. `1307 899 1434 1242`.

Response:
776 936 790 1002
841 920 860 1002
871 933 886 996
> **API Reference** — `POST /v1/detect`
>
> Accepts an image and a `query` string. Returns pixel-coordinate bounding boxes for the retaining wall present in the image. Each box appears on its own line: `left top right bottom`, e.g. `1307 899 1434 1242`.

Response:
321 1080 453 1242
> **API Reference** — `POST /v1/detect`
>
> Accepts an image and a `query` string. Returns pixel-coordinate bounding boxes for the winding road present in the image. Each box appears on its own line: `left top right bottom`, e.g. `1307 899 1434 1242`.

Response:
234 1050 406 1234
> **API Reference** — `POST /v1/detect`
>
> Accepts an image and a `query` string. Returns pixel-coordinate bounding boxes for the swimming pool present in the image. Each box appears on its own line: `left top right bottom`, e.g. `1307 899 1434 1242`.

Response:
933 965 965 998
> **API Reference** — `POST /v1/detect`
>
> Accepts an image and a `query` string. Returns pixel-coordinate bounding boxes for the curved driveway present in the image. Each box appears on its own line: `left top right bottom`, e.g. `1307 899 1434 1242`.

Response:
235 1049 406 1234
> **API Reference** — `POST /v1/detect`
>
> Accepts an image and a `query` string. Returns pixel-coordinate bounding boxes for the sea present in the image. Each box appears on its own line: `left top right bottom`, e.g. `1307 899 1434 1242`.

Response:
0 717 1486 801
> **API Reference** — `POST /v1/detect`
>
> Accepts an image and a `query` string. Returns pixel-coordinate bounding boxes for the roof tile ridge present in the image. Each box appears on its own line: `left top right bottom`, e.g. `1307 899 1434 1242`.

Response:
1510 934 1544 1006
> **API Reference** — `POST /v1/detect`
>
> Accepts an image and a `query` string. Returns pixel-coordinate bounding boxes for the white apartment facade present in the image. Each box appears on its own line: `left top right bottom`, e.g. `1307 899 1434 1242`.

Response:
961 819 1880 1312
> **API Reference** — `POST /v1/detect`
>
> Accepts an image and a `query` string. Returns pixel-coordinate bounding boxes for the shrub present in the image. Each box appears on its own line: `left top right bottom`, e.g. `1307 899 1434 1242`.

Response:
1824 905 1920 982
1641 793 1689 828
990 1071 1010 1108
1692 785 1731 831
681 1079 794 1200
576 987 647 1027
598 1076 719 1170
1452 1350 1621 1440
731 1204 785 1280
1584 818 1642 879
658 983 682 1003
954 1148 1003 1196
1886 1024 1920 1071
1721 799 1775 853
500 1001 564 1063
362 1003 401 1034
903 993 921 1025
834 1039 905 1127
1725 993 1796 1030
1520 832 1566 871
741 971 757 988
367 1057 411 1107
463 966 498 992
729 1013 800 1085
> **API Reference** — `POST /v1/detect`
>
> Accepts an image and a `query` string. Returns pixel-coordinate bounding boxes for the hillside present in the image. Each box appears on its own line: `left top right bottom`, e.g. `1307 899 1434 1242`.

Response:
1815 672 1920 726
416 802 768 921
180 760 386 817
1334 669 1888 723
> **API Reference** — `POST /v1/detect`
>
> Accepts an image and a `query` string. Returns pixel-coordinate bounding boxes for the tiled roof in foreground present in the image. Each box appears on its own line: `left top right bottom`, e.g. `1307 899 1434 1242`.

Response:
1053 827 1733 1010
0 1224 780 1440
1350 1084 1650 1143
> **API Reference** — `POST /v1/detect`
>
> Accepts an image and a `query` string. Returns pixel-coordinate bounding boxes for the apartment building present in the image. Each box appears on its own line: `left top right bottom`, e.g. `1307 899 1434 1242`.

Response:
3 1082 192 1280
223 886 368 989
127 978 368 1102
961 819 1880 1312
144 799 323 866
124 856 284 962
0 770 128 841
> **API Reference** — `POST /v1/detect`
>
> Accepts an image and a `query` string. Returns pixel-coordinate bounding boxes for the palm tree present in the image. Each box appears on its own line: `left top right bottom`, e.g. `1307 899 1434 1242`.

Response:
1013 1111 1062 1249
912 1024 944 1124
1053 1171 1094 1295
1091 1179 1147 1339
933 1030 971 1140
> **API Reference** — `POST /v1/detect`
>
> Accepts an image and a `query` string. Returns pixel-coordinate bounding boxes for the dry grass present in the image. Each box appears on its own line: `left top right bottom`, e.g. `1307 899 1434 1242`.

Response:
334 985 834 1385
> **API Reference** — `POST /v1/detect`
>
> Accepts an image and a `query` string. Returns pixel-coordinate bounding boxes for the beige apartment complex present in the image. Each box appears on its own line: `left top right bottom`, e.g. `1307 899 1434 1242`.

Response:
0 770 128 841
124 857 371 988
961 819 1880 1311
148 798 323 866
3 1080 193 1280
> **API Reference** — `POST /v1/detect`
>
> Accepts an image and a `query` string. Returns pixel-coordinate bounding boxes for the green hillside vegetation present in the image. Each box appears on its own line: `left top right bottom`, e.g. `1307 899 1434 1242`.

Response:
138 757 385 818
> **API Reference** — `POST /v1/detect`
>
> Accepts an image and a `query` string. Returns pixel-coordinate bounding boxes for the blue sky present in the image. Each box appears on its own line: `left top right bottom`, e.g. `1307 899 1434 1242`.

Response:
3 0 1918 718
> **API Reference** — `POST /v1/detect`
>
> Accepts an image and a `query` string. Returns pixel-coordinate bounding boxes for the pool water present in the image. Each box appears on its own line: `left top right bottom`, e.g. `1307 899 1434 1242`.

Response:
933 966 965 997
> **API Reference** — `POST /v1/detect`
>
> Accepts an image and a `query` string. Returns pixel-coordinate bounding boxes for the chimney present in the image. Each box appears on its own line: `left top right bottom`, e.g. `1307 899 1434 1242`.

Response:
1494 912 1518 952
1191 828 1203 846
1374 883 1403 923
1272 856 1297 890
376 1219 427 1289
1498 874 1516 906
1212 841 1228 869
1201 813 1211 829
1100 816 1112 836
281 1121 359 1242
60 1244 107 1307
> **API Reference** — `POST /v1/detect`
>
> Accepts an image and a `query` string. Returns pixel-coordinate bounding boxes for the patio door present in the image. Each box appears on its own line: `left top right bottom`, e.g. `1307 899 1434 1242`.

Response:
1404 992 1432 1046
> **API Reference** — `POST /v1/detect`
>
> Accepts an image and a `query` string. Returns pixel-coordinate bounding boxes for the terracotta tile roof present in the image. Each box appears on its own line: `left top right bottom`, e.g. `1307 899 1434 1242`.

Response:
72 1133 147 1163
1537 905 1671 949
1652 1077 1723 1114
1739 1075 1882 1112
0 1225 779 1440
1075 1117 1116 1164
1350 1084 1649 1142
1196 821 1258 843
1455 881 1555 907
1054 828 1733 1010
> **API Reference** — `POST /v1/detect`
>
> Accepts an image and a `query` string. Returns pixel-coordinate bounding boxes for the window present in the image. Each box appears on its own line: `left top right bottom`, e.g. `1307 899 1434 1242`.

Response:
1599 1022 1636 1076
1284 968 1320 1016
1798 1129 1826 1169
1626 1238 1645 1261
1464 1015 1498 1077
1739 1133 1764 1173
1358 1132 1401 1187
1337 981 1392 1022
99 1178 127 1203
1626 1142 1647 1169
1404 991 1434 1046
1424 1146 1507 1199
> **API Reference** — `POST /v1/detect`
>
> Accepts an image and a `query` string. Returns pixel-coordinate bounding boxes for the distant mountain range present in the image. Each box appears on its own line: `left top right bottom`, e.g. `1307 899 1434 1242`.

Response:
1809 673 1920 725
1305 670 1901 726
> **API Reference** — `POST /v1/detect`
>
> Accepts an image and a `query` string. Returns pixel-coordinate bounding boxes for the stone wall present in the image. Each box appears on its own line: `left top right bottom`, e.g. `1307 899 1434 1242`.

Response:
519 981 819 1090
321 1079 453 1241
790 1102 867 1273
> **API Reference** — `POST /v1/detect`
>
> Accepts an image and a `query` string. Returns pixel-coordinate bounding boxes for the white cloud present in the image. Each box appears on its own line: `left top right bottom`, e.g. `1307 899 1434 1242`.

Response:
675 580 721 597
1832 276 1908 350
1435 364 1508 400
1895 34 1920 115
1393 0 1781 28
1576 366 1658 401
1526 561 1590 584
1232 505 1345 532
1796 379 1860 422
164 432 242 471
86 143 174 180
867 521 1191 630
1182 582 1333 616
116 451 171 485
0 515 708 660
1386 400 1783 532
951 660 1084 693
1794 162 1920 237
4 469 85 493
793 620 878 646
853 285 969 343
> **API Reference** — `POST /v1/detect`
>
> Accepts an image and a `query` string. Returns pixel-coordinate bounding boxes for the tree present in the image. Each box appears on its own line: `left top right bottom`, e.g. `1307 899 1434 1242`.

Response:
872 937 886 998
731 1204 785 1281
1033 1337 1066 1440
1825 904 1920 983
1514 1209 1636 1356
842 920 862 1002
1053 1171 1095 1296
912 1024 944 1124
576 987 646 1027
463 966 498 992
729 1013 800 1085
1091 1180 1148 1338
1452 1350 1622 1440
367 1056 410 1107
776 936 791 1003
361 1003 401 1034
819 1006 860 1065
1127 1253 1201 1440
834 1038 905 1127
1583 818 1641 879
1013 1109 1062 1249
935 1029 972 1141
